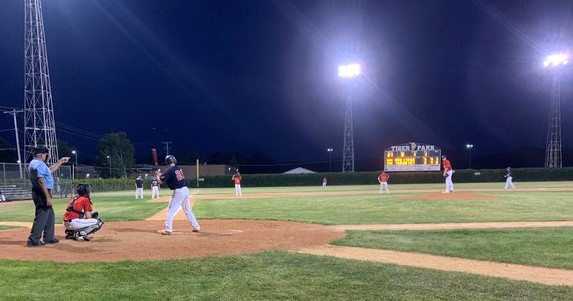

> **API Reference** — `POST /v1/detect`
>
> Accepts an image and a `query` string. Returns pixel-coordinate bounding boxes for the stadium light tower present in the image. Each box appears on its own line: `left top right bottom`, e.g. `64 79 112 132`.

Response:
23 0 59 165
543 52 569 168
327 148 334 172
465 144 474 169
338 63 361 173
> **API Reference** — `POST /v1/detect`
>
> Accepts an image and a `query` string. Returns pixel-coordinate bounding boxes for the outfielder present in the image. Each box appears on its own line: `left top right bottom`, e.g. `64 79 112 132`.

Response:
151 177 160 199
159 155 200 235
322 177 328 189
504 167 516 190
63 184 104 241
377 171 390 194
441 155 454 193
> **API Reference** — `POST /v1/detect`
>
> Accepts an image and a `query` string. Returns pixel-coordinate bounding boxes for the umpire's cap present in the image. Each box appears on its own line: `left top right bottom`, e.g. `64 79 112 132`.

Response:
33 146 49 155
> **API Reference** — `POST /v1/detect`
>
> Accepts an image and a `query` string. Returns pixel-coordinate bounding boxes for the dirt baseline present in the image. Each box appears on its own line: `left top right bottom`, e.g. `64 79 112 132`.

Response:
0 220 344 262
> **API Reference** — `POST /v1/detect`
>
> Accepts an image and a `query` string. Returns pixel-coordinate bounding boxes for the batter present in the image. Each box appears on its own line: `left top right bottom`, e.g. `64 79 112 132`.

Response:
159 155 200 235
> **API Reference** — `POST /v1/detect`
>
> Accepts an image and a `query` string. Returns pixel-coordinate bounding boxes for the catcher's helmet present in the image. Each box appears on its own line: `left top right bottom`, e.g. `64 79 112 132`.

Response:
165 155 177 165
76 184 91 196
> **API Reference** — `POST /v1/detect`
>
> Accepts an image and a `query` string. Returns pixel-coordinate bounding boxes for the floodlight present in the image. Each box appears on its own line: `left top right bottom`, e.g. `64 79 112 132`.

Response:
338 63 361 78
543 53 569 67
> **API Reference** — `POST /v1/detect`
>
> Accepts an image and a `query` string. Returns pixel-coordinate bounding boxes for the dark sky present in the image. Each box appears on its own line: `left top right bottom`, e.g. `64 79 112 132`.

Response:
1 0 572 169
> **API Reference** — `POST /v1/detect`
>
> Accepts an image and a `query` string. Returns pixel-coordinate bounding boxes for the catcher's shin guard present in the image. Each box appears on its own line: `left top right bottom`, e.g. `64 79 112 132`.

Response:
79 220 104 236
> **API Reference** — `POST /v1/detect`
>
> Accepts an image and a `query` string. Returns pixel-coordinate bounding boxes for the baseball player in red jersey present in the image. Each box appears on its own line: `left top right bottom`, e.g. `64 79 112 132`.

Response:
63 184 104 241
232 172 242 196
441 155 454 193
377 171 390 194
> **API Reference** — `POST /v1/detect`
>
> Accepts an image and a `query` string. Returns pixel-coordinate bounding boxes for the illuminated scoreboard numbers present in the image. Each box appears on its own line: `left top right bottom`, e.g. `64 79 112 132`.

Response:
384 150 441 172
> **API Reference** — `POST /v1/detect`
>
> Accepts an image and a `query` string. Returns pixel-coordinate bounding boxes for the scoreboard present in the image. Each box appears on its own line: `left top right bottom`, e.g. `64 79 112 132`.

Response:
384 142 441 172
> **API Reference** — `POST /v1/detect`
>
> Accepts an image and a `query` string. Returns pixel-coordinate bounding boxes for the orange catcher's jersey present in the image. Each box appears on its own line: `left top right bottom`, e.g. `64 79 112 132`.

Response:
63 196 93 222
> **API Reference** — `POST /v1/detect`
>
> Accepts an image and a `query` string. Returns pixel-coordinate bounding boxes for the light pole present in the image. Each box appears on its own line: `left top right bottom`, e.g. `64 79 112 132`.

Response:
466 144 474 169
72 150 77 180
327 148 334 172
543 52 569 168
338 63 361 173
3 109 23 178
107 155 111 178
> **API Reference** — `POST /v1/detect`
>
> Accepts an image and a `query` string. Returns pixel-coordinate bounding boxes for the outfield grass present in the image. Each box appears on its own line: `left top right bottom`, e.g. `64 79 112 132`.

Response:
333 227 573 270
2 183 573 300
196 190 573 224
1 252 572 301
0 194 165 223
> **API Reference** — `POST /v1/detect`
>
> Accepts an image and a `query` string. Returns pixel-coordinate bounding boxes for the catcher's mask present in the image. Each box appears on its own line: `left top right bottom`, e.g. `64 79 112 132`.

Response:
76 184 91 197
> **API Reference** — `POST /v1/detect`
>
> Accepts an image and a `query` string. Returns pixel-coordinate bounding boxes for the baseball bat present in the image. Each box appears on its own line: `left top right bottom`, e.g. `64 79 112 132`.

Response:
151 148 158 166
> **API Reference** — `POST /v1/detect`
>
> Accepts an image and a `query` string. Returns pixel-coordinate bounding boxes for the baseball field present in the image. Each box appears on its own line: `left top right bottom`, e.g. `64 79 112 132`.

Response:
1 182 573 300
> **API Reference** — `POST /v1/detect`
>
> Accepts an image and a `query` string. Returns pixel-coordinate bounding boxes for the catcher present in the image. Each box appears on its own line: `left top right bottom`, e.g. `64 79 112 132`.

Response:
63 184 104 241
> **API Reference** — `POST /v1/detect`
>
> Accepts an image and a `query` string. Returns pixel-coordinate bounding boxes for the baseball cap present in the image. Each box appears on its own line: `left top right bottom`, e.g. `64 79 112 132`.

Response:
34 146 49 155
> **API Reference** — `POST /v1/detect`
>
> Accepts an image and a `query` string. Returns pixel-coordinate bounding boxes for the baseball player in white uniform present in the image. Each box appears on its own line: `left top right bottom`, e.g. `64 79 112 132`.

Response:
151 178 160 199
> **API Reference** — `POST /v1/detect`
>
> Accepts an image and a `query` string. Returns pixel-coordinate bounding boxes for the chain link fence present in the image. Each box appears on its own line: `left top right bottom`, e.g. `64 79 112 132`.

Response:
0 162 73 201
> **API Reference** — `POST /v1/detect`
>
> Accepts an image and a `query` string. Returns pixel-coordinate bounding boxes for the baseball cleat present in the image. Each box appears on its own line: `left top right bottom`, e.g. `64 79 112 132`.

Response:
161 230 172 235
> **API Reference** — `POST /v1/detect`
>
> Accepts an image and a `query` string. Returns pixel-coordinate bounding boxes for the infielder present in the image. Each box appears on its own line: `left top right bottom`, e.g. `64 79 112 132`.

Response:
232 172 242 196
63 184 104 241
151 177 160 199
504 167 516 190
159 155 200 235
135 175 144 199
441 155 454 193
377 171 390 194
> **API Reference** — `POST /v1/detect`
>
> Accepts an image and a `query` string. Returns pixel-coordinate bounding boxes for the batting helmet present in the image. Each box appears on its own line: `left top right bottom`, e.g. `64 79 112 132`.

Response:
165 155 177 165
76 184 91 197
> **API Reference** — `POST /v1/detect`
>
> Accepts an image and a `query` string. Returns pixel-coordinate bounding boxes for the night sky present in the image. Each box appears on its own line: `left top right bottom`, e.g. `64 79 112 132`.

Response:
1 0 572 170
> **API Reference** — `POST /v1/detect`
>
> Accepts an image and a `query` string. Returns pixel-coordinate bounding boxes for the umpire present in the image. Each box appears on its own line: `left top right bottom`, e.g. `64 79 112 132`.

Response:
26 146 70 247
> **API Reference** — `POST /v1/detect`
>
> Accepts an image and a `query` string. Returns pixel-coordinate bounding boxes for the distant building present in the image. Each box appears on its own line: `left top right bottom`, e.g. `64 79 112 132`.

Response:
283 167 316 174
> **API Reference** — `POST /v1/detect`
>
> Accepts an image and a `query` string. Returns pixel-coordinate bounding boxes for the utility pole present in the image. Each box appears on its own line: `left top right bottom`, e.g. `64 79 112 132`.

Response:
3 109 24 178
162 141 172 156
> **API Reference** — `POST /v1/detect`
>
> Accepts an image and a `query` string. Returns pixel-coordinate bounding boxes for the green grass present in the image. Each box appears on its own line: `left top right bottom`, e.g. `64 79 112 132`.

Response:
2 183 573 300
1 252 572 301
196 190 573 224
334 227 573 270
0 193 165 223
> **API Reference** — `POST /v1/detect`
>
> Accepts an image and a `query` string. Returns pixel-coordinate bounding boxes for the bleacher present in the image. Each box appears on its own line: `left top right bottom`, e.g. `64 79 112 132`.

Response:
0 184 32 201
